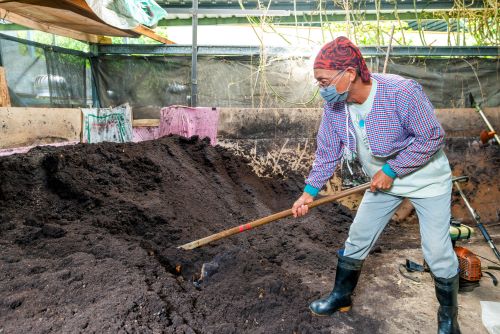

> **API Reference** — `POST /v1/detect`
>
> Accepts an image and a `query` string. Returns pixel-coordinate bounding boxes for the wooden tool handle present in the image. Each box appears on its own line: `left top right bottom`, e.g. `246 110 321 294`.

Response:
178 182 370 250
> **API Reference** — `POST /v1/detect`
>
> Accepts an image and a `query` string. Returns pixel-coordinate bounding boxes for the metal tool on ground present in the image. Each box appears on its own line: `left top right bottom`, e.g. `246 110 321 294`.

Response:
469 93 499 145
398 258 429 283
178 182 371 250
453 175 500 261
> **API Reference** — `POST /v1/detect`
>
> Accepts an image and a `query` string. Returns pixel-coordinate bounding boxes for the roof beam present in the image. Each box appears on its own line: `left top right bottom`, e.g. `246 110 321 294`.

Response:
0 32 90 57
131 25 176 44
1 31 496 58
155 0 487 26
166 8 291 16
0 7 103 43
158 0 486 12
96 44 500 57
159 11 449 26
0 11 476 29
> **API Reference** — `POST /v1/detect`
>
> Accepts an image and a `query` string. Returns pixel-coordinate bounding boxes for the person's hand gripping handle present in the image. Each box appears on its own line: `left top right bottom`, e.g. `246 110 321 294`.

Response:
292 192 315 217
370 170 394 192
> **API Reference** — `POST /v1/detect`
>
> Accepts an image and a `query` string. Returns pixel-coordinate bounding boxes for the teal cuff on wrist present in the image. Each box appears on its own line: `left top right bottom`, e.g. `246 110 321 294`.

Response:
382 163 397 179
304 184 320 197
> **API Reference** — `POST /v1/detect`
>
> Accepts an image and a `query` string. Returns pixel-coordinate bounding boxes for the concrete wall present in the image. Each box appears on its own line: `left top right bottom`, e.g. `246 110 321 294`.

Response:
218 107 500 140
0 107 81 149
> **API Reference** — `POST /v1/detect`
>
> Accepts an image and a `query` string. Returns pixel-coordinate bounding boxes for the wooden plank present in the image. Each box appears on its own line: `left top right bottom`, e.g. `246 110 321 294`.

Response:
1 0 97 19
132 119 160 127
64 0 100 14
0 1 169 42
0 67 11 107
0 107 82 149
0 1 138 37
132 25 176 44
0 8 102 43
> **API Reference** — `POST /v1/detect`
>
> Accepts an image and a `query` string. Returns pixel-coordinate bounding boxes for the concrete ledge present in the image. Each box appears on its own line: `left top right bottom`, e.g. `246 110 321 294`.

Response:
0 107 81 149
1 106 498 150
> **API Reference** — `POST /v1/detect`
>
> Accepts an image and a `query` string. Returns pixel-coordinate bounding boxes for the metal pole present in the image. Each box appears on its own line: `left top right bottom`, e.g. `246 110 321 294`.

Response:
382 25 395 74
454 179 500 261
0 38 3 67
27 30 35 58
190 0 198 107
89 43 100 108
470 93 499 145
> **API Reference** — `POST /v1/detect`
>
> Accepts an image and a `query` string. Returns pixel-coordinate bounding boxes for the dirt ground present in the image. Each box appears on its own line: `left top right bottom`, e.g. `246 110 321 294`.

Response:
1 136 499 334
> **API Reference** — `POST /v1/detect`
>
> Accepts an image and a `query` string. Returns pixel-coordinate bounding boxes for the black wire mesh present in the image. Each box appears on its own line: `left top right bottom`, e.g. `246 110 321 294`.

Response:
0 36 88 108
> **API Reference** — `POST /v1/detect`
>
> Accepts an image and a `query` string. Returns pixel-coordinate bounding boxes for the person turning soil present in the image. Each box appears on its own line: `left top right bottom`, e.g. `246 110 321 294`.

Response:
291 36 460 334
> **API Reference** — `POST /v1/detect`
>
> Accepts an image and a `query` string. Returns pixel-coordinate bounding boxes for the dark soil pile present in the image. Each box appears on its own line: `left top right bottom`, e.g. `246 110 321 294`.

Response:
0 136 417 334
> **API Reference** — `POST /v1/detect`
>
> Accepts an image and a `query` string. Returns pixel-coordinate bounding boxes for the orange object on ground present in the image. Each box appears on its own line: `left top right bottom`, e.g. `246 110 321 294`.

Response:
480 130 496 144
454 247 482 281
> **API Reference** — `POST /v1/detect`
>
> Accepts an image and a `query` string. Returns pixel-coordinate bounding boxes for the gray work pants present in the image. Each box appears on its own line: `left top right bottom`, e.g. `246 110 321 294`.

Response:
343 189 459 279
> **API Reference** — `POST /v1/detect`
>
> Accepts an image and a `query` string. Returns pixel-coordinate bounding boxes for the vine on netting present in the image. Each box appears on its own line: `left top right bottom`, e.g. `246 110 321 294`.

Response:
232 0 497 108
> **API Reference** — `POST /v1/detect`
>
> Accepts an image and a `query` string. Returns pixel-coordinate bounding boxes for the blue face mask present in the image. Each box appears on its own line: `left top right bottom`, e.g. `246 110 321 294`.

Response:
319 85 349 104
318 70 351 104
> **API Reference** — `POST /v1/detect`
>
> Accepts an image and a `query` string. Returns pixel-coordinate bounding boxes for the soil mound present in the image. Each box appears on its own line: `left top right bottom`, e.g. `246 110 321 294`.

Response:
0 136 413 333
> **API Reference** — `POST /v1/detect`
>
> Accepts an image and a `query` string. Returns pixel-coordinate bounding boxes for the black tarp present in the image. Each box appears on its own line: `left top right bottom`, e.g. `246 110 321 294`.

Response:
0 35 89 108
378 57 499 109
93 54 499 118
1 34 498 115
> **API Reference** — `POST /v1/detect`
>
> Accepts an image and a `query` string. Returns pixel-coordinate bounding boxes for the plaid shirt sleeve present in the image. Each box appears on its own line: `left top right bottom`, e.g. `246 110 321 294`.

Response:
305 107 343 192
386 81 445 177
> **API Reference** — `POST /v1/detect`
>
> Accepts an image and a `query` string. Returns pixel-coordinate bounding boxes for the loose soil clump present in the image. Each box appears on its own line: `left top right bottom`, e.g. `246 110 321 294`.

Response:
0 136 417 333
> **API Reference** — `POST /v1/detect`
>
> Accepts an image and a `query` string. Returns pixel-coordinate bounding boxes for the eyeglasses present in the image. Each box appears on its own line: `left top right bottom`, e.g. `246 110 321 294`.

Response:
314 70 346 88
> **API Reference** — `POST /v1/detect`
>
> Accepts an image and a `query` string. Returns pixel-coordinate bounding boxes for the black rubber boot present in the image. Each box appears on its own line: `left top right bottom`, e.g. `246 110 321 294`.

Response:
434 273 461 334
309 255 363 316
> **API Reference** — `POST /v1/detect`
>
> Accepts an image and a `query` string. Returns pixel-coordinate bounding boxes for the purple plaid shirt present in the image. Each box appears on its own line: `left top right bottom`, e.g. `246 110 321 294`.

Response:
305 73 445 191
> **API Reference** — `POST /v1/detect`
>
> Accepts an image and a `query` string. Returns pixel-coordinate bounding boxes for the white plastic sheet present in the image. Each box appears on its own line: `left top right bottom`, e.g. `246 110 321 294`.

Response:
481 301 500 334
82 104 133 144
85 0 166 29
